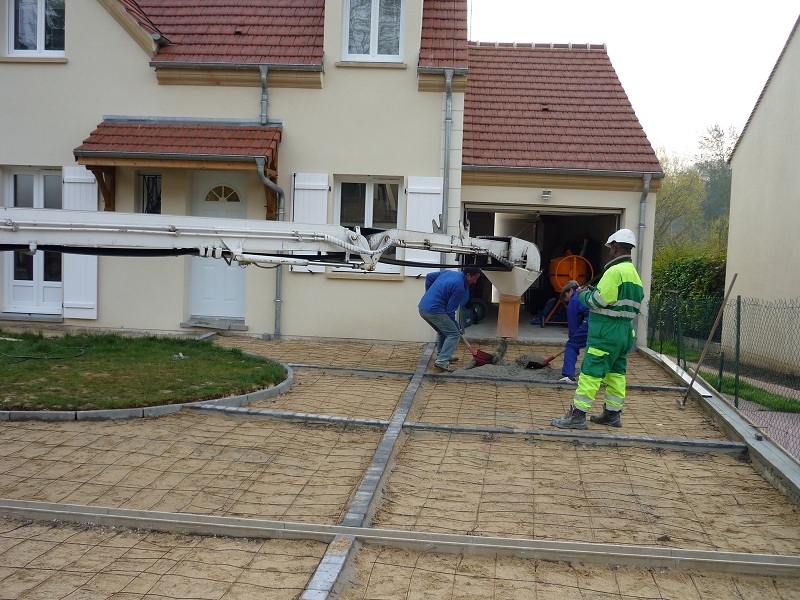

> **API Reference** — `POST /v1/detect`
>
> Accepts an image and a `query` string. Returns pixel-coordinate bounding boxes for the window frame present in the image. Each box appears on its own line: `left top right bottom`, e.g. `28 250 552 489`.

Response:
138 173 162 214
342 0 404 63
333 175 405 274
6 0 65 57
3 167 63 286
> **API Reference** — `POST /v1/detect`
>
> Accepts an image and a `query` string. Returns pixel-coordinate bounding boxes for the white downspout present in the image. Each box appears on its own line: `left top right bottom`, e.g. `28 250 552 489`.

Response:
259 66 269 124
256 156 285 340
635 173 652 349
441 68 454 266
637 173 652 274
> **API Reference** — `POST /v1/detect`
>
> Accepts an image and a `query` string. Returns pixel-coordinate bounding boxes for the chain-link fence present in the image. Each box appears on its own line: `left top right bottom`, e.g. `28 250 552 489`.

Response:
642 294 800 460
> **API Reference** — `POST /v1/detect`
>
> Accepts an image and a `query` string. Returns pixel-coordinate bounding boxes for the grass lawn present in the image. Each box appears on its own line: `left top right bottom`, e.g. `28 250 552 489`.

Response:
649 341 799 413
1 330 286 411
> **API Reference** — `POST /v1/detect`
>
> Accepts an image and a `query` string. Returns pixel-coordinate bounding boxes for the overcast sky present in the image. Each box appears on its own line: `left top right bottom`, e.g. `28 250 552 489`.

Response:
467 1 800 159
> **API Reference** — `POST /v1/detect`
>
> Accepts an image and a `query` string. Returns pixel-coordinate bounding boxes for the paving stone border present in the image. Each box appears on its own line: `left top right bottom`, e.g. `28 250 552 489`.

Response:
0 363 295 422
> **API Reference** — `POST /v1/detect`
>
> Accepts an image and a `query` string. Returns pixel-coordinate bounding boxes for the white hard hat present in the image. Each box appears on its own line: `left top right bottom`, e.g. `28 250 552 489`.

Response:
606 228 636 248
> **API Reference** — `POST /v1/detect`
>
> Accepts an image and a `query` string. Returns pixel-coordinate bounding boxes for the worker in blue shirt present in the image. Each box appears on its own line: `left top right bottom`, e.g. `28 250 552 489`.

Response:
558 279 589 383
419 267 482 372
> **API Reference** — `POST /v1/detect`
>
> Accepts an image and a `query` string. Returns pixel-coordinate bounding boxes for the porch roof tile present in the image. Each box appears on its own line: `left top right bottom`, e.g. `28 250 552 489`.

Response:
74 121 282 162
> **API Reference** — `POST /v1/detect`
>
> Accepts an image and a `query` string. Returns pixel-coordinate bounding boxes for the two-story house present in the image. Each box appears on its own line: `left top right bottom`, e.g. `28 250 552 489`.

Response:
0 0 662 341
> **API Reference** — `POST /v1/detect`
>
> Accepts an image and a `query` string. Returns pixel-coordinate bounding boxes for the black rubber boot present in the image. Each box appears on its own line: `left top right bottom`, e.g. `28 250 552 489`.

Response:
590 404 622 427
551 405 588 430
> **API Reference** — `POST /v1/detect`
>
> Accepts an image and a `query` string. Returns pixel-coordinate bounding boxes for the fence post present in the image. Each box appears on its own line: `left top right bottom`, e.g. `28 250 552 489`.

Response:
735 295 741 408
676 297 685 370
717 351 724 392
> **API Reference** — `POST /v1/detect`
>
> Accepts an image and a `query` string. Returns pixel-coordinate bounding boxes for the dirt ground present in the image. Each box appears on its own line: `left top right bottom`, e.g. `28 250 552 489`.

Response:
0 335 798 599
340 545 800 600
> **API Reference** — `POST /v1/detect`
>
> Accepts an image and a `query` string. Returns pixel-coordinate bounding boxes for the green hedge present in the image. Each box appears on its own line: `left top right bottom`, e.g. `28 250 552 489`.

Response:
651 250 726 300
649 250 727 340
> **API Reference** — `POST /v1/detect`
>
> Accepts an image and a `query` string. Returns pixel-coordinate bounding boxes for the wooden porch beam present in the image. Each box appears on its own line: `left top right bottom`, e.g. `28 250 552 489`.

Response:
89 167 116 211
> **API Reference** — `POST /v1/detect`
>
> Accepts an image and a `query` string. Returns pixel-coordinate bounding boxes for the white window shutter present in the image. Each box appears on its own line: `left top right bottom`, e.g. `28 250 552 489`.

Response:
62 166 98 319
405 176 443 277
291 173 329 273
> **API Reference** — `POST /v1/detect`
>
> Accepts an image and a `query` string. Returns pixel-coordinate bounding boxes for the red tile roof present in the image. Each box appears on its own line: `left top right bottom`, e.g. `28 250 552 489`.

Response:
119 0 325 67
464 43 663 175
419 0 469 71
74 121 282 162
115 0 163 39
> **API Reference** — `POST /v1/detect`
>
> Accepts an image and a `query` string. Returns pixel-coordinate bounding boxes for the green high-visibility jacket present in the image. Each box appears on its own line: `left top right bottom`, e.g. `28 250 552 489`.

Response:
579 256 643 324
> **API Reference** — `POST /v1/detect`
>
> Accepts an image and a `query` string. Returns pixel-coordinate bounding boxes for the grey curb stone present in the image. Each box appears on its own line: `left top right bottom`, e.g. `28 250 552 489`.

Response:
77 408 144 421
9 410 76 421
143 404 184 418
3 364 295 422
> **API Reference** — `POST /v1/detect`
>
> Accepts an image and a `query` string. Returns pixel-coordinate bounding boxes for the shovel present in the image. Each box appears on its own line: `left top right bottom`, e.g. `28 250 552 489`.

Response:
526 348 566 369
460 335 494 367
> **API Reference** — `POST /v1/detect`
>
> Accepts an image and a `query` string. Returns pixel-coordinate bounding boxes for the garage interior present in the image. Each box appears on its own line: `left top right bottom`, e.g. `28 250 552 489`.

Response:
464 207 621 330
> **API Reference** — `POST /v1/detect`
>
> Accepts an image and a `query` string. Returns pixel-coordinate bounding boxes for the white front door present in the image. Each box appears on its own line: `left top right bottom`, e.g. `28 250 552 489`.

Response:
3 171 63 314
189 172 247 319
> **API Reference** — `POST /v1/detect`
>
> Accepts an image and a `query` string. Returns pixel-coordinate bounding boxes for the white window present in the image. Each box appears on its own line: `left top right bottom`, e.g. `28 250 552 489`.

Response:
3 169 63 314
335 176 403 273
343 0 403 61
9 171 62 284
7 0 65 56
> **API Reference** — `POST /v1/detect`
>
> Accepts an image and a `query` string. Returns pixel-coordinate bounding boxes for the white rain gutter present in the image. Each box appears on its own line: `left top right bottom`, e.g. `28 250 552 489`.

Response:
256 156 285 340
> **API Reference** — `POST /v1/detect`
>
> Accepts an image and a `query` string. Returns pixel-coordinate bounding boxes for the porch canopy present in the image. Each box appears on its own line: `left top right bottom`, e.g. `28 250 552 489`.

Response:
74 118 282 210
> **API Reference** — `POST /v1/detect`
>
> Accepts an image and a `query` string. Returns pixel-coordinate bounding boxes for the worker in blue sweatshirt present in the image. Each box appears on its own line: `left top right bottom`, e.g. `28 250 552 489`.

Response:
418 267 482 372
558 279 589 383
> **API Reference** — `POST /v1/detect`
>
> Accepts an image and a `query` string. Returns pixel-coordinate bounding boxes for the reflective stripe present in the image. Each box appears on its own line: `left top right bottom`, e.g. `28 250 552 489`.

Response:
593 308 640 319
604 372 627 404
587 346 608 357
587 292 609 308
616 299 642 309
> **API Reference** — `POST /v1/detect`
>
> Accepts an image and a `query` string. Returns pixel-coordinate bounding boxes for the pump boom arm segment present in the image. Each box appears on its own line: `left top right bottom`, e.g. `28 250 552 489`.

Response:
0 207 541 293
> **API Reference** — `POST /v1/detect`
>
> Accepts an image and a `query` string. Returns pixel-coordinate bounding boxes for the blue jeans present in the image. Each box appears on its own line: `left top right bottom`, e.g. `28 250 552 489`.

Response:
419 309 460 363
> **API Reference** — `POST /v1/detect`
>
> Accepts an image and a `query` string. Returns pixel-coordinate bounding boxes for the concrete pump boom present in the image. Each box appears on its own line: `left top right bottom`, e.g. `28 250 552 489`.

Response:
1 207 542 335
1 207 539 277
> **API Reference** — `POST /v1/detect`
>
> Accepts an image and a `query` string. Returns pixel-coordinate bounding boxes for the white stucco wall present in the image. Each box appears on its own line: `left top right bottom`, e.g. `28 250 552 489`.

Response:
728 26 800 302
725 23 800 371
0 0 454 341
0 0 656 343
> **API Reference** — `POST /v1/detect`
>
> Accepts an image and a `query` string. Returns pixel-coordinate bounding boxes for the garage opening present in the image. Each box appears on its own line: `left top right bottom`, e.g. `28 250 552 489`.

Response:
463 206 620 333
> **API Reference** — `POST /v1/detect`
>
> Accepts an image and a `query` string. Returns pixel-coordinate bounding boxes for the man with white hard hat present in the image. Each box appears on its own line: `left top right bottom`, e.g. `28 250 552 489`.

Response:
551 228 644 429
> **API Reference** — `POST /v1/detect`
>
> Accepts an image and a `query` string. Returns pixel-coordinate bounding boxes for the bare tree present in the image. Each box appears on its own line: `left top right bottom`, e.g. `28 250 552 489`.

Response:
695 124 738 221
654 149 705 250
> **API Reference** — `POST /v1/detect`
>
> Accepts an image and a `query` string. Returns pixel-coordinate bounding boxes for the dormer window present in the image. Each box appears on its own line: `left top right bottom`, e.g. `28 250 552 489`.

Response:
344 0 403 62
8 0 64 56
